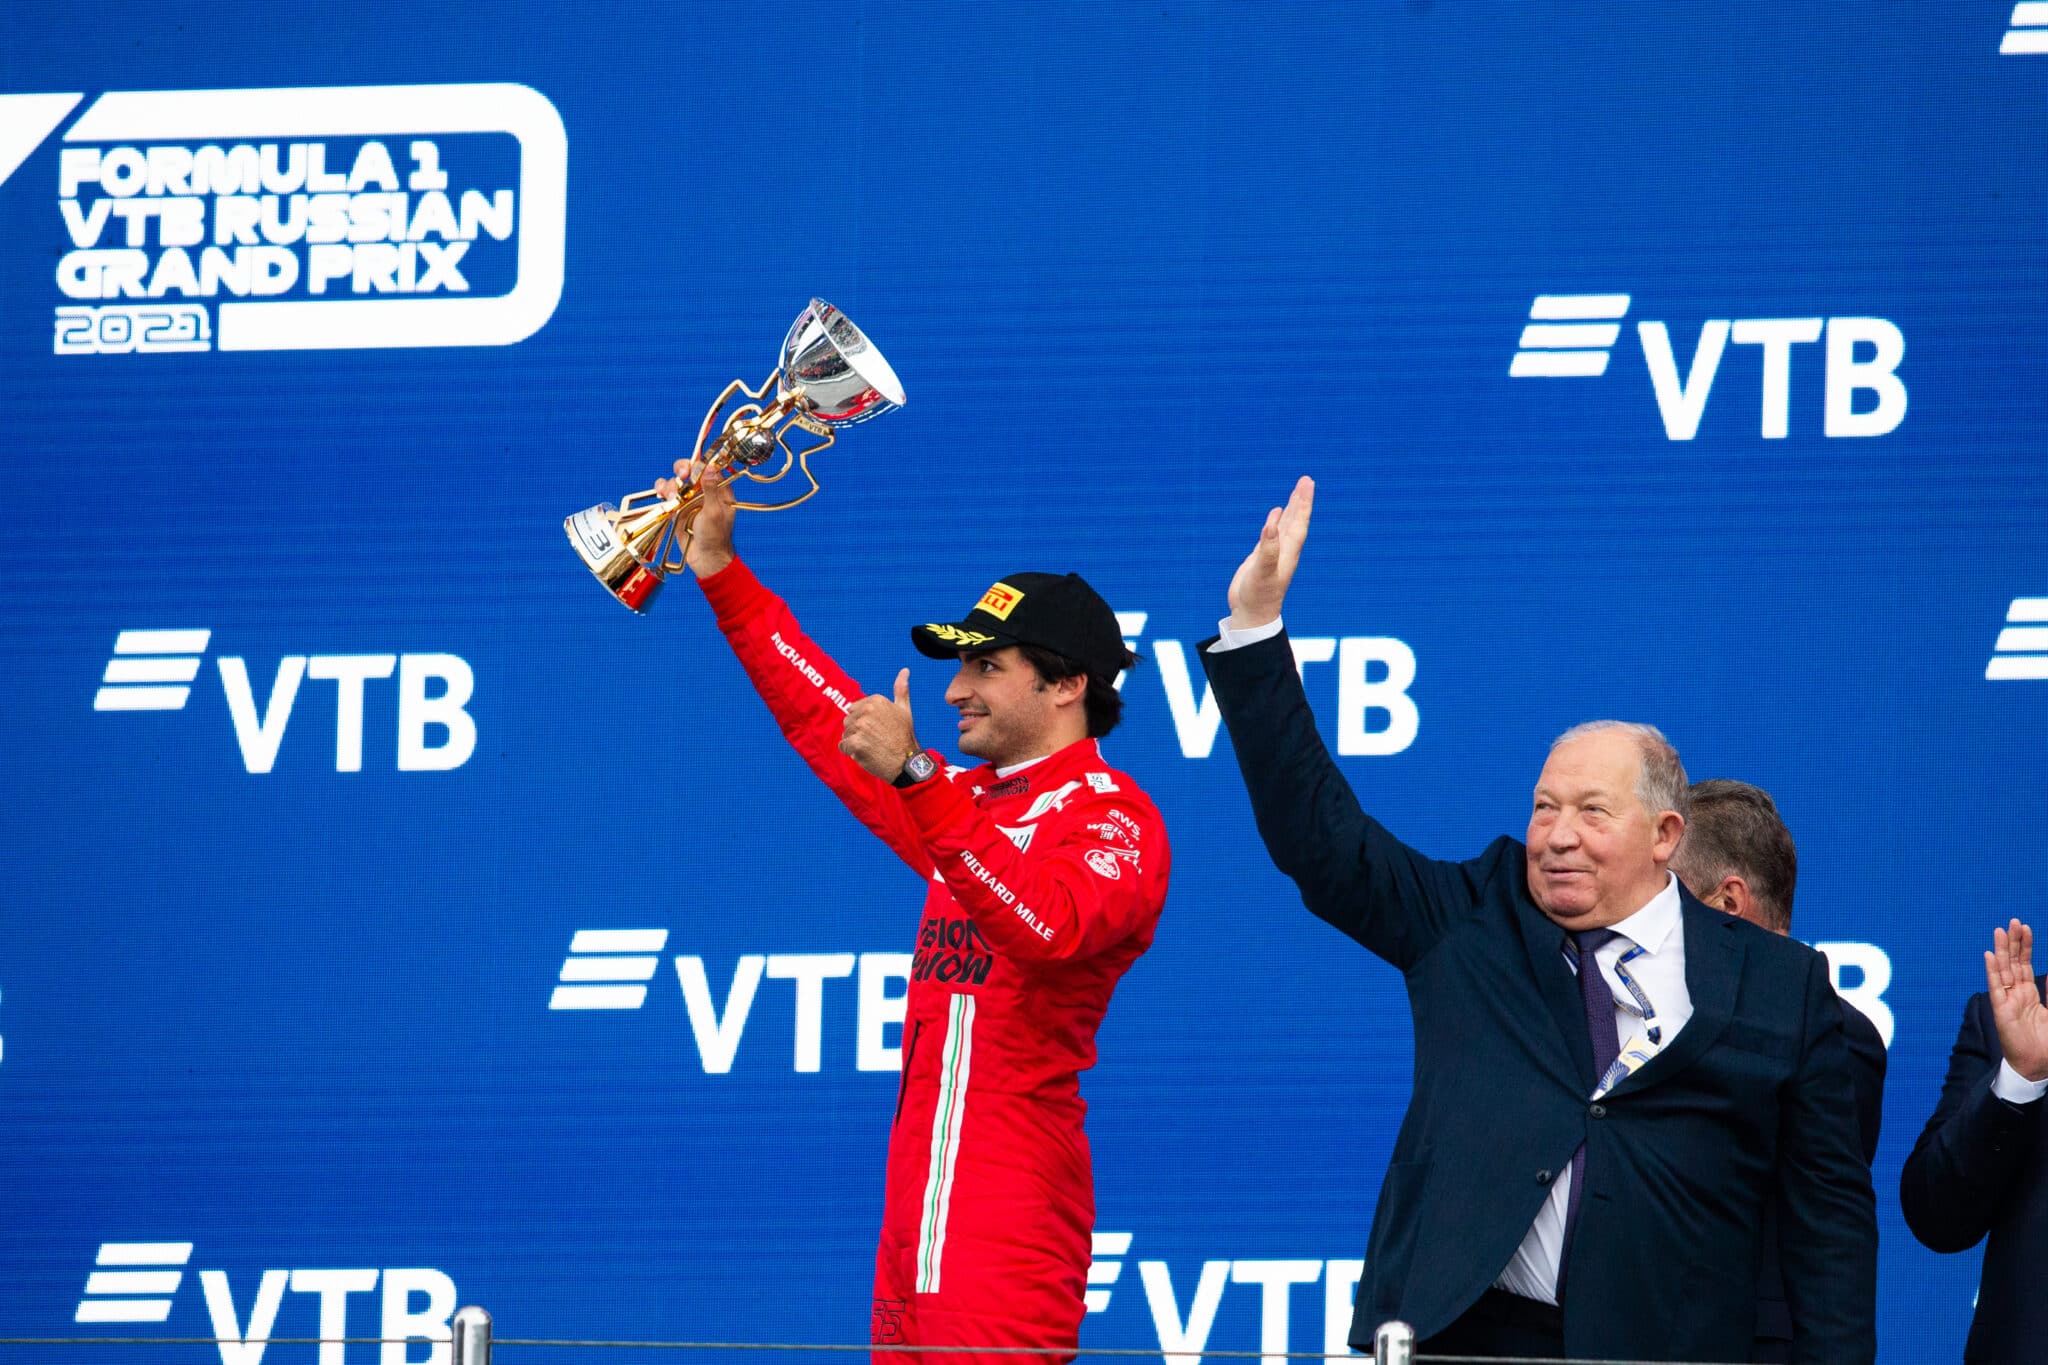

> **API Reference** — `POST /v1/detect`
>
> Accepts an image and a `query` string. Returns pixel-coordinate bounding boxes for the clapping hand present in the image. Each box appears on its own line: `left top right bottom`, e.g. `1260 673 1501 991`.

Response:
1985 918 2048 1083
1226 476 1315 631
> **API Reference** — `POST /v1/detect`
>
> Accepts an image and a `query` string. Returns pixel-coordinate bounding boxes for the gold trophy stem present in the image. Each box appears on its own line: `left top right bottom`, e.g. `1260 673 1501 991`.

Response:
629 375 833 571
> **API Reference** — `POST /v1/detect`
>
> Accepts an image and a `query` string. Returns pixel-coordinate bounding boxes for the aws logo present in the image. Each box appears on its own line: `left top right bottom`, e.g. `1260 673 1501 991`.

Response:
0 83 563 354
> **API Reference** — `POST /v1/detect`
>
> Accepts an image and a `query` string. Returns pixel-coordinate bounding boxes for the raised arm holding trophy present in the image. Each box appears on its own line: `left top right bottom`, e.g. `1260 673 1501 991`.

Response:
564 297 905 612
590 304 1170 1364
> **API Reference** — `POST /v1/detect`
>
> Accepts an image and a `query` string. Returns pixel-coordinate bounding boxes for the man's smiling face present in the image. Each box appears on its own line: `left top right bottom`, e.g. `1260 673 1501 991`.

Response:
1526 728 1682 929
944 647 1067 767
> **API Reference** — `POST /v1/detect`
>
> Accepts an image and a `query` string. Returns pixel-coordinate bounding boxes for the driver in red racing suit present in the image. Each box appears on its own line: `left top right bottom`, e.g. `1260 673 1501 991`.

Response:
662 459 1171 1364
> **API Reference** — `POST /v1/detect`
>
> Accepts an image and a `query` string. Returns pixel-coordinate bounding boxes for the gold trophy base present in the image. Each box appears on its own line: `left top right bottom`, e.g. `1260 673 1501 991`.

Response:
565 503 667 613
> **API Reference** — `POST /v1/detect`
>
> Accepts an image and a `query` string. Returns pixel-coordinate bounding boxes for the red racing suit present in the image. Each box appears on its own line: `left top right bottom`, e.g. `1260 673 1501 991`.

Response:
699 559 1171 1364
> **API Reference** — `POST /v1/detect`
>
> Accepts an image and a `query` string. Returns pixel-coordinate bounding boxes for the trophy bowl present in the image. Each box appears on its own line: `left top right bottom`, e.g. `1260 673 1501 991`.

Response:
780 299 906 428
565 299 905 613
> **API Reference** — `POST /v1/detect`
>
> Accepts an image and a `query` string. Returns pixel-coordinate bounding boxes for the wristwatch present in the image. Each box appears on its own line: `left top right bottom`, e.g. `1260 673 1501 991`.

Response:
893 750 939 788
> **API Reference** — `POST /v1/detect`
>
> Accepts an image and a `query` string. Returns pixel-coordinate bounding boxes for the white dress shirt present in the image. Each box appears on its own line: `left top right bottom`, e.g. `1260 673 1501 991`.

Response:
1495 873 1690 1303
1210 615 1286 652
1993 1059 2048 1103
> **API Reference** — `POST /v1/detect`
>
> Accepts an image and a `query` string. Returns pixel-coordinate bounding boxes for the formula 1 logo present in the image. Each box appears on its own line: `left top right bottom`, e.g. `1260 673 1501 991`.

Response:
74 1242 459 1365
1508 293 1907 440
92 628 477 772
0 84 564 354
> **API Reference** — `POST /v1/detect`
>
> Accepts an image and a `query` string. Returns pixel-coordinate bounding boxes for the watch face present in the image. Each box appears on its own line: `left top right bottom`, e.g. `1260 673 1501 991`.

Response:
906 752 938 782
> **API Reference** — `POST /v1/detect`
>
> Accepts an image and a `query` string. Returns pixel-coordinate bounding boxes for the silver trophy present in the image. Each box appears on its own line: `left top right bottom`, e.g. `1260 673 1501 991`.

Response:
565 298 906 612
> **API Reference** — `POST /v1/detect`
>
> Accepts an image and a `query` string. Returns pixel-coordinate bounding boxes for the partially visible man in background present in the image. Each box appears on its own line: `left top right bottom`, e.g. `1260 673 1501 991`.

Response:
1899 919 2048 1365
1669 779 1885 1362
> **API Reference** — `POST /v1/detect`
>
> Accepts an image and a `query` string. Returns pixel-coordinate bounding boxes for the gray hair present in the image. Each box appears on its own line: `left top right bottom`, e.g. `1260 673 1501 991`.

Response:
1549 720 1690 821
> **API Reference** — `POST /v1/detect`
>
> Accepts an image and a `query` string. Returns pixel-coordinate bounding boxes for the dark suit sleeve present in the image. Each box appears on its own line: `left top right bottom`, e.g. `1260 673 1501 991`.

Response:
1777 951 1880 1364
1899 991 2042 1253
1200 629 1480 971
1841 1001 1887 1166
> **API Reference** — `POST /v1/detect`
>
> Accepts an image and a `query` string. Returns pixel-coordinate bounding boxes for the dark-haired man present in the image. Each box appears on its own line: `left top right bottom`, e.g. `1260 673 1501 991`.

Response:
659 459 1170 1365
1670 779 1886 1362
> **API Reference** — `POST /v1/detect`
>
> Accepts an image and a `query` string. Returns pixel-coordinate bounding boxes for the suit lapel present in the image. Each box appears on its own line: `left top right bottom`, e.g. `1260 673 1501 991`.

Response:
1514 893 1596 1091
1606 894 1743 1099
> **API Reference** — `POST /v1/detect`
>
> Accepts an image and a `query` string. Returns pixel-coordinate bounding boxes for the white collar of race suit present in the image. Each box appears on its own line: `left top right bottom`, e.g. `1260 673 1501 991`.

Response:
990 738 1103 779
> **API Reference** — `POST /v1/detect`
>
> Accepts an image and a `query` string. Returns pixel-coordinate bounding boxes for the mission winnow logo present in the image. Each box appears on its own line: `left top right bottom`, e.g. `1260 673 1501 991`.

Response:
1509 293 1907 441
0 83 563 354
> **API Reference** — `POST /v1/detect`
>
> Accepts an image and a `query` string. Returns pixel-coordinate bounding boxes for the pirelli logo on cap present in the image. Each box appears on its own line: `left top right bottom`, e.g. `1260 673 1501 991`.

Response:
977 582 1024 620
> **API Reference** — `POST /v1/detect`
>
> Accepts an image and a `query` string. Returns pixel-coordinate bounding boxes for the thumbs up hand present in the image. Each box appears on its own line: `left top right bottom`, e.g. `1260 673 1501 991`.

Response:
842 667 924 780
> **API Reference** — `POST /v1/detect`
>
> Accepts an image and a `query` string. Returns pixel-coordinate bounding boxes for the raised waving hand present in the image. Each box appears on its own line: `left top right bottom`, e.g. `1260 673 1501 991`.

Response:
1226 476 1315 631
1985 917 2048 1082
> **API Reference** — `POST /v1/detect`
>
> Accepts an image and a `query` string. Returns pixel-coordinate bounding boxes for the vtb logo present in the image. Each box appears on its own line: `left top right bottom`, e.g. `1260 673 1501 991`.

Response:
93 629 476 772
1510 293 1907 441
549 932 914 1075
2002 2 2048 53
1985 598 2048 680
75 1242 459 1365
1080 1231 1369 1365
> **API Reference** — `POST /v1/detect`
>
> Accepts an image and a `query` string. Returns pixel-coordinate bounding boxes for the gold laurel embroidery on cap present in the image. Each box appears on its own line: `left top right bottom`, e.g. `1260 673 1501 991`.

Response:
924 623 996 646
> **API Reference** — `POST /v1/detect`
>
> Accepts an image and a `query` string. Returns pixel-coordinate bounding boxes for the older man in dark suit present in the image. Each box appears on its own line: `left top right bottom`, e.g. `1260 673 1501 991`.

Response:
1198 478 1877 1363
1669 778 1887 1361
1899 919 2048 1364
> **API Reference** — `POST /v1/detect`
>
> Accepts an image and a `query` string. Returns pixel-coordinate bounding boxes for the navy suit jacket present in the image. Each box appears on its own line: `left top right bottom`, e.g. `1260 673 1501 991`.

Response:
1754 999 1886 1356
1202 632 1878 1363
1898 978 2048 1363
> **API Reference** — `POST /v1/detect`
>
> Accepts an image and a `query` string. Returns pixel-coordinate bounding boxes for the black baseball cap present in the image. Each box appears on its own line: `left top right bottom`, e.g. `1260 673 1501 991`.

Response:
912 572 1131 680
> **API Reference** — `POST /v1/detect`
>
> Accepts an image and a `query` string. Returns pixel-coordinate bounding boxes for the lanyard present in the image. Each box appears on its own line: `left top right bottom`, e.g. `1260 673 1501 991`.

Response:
1564 935 1667 1098
1564 938 1663 1046
1610 946 1662 1046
